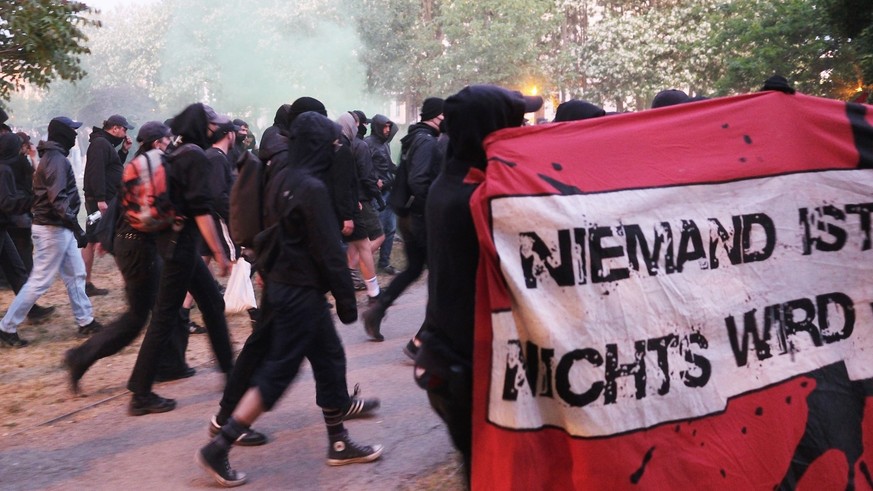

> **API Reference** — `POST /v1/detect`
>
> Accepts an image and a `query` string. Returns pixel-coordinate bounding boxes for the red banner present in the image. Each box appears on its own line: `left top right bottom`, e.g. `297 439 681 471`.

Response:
471 92 873 490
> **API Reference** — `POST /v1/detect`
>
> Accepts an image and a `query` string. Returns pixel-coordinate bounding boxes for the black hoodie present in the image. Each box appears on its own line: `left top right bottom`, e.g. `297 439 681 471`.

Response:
364 114 399 192
0 133 31 227
84 126 128 202
32 134 82 231
422 85 526 361
262 111 356 323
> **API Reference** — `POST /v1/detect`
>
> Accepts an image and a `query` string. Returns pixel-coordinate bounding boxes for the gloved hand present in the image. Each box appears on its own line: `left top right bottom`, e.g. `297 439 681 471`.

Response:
335 298 358 325
376 196 387 212
761 75 795 94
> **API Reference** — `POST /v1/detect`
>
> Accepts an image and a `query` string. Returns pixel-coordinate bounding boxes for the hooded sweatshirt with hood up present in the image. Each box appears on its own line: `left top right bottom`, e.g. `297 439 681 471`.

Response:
32 119 83 231
0 133 32 227
422 85 526 362
364 114 398 192
262 111 356 324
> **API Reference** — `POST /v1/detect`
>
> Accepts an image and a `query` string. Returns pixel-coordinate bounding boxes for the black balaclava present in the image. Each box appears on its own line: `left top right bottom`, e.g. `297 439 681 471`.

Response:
273 104 292 128
352 110 368 139
170 103 210 149
554 100 606 122
443 85 526 171
47 119 78 154
288 111 339 182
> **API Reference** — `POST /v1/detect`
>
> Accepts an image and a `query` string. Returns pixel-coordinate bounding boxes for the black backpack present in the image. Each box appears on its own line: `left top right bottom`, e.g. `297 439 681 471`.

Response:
388 135 424 216
229 151 266 248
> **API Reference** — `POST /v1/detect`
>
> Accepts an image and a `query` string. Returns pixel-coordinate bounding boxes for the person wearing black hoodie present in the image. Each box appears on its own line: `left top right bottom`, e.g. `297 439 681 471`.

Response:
364 114 399 273
82 114 134 296
0 132 54 322
415 85 528 483
197 111 382 487
0 117 103 347
125 103 235 416
361 98 444 345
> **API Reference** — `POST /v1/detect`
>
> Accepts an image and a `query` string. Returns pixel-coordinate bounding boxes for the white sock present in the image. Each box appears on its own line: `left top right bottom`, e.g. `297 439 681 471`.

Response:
365 276 380 297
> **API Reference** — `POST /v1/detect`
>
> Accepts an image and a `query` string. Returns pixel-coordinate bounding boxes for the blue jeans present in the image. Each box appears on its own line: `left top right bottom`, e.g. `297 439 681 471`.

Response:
378 193 396 268
0 224 93 333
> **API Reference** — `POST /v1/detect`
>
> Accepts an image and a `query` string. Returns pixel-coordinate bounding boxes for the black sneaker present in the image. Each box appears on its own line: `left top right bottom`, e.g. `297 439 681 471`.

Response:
188 320 207 334
85 282 109 296
129 392 176 416
78 319 103 336
0 330 28 348
378 265 399 275
402 339 420 361
342 384 380 420
367 292 381 306
208 416 268 446
155 366 196 382
195 447 247 487
64 348 87 394
361 307 384 342
327 430 383 466
27 304 55 321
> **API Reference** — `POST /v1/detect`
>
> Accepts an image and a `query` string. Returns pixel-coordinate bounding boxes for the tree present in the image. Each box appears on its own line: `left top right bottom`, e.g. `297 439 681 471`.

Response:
0 1 101 105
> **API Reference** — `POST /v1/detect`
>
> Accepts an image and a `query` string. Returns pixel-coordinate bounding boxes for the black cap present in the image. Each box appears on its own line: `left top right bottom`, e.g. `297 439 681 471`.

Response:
105 114 134 129
136 121 171 143
232 118 249 128
52 116 83 129
352 110 370 124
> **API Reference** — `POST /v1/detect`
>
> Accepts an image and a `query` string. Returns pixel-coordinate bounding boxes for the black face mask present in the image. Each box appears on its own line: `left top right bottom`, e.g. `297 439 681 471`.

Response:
105 130 125 147
48 120 78 153
235 132 246 146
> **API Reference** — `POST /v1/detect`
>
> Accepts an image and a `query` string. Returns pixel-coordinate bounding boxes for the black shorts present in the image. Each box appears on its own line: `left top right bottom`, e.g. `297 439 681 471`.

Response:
344 201 383 242
84 199 100 243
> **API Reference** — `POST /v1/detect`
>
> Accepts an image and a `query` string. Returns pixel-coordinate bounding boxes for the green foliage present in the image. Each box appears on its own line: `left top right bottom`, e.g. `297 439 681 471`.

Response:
0 0 101 104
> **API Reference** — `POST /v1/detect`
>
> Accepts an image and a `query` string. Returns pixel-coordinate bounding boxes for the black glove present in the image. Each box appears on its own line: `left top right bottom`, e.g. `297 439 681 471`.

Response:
376 196 386 212
761 75 795 94
335 298 358 325
73 226 87 249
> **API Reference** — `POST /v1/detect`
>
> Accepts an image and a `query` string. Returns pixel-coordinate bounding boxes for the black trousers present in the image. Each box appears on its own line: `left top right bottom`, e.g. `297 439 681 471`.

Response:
0 228 28 293
70 233 159 368
220 282 350 413
380 214 427 305
8 226 33 273
427 374 473 484
127 225 234 396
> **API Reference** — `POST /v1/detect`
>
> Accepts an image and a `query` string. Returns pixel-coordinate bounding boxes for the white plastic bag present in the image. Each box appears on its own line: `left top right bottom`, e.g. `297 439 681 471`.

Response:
224 260 257 314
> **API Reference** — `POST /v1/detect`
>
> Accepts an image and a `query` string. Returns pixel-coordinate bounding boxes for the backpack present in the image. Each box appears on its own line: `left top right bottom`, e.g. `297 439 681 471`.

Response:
229 150 266 248
121 148 176 233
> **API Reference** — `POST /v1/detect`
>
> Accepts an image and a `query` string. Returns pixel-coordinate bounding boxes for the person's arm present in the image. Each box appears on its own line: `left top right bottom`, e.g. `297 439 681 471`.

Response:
195 214 230 276
407 136 438 200
0 169 31 215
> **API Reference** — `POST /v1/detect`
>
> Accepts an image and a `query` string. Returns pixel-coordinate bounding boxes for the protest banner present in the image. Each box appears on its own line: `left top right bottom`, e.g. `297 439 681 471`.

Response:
471 91 873 489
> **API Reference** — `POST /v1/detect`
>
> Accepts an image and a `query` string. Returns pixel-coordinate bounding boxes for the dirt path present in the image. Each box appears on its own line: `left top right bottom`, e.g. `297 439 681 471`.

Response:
0 254 464 490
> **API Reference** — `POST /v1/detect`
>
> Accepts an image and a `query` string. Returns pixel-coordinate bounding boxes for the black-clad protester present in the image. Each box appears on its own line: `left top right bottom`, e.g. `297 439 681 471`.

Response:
197 111 382 487
362 98 445 347
0 133 54 321
64 121 174 392
125 103 235 416
365 114 399 274
9 132 38 274
414 85 530 484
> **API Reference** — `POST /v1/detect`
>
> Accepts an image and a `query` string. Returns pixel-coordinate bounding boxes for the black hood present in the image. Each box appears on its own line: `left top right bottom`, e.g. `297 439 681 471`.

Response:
443 85 526 171
553 100 606 122
258 130 288 163
89 126 124 147
47 119 78 154
287 111 339 180
370 114 398 144
288 96 327 128
0 132 21 166
273 104 292 129
170 103 210 149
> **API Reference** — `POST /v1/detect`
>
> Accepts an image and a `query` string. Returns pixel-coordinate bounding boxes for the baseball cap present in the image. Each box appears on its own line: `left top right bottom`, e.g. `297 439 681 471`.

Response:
105 114 135 129
51 116 83 129
136 121 171 143
203 105 232 125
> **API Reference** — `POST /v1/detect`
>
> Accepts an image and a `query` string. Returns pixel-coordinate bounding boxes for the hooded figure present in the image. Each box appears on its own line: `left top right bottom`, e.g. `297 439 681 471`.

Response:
32 118 83 231
0 133 31 226
365 114 398 192
417 85 527 483
553 99 607 122
170 103 211 150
